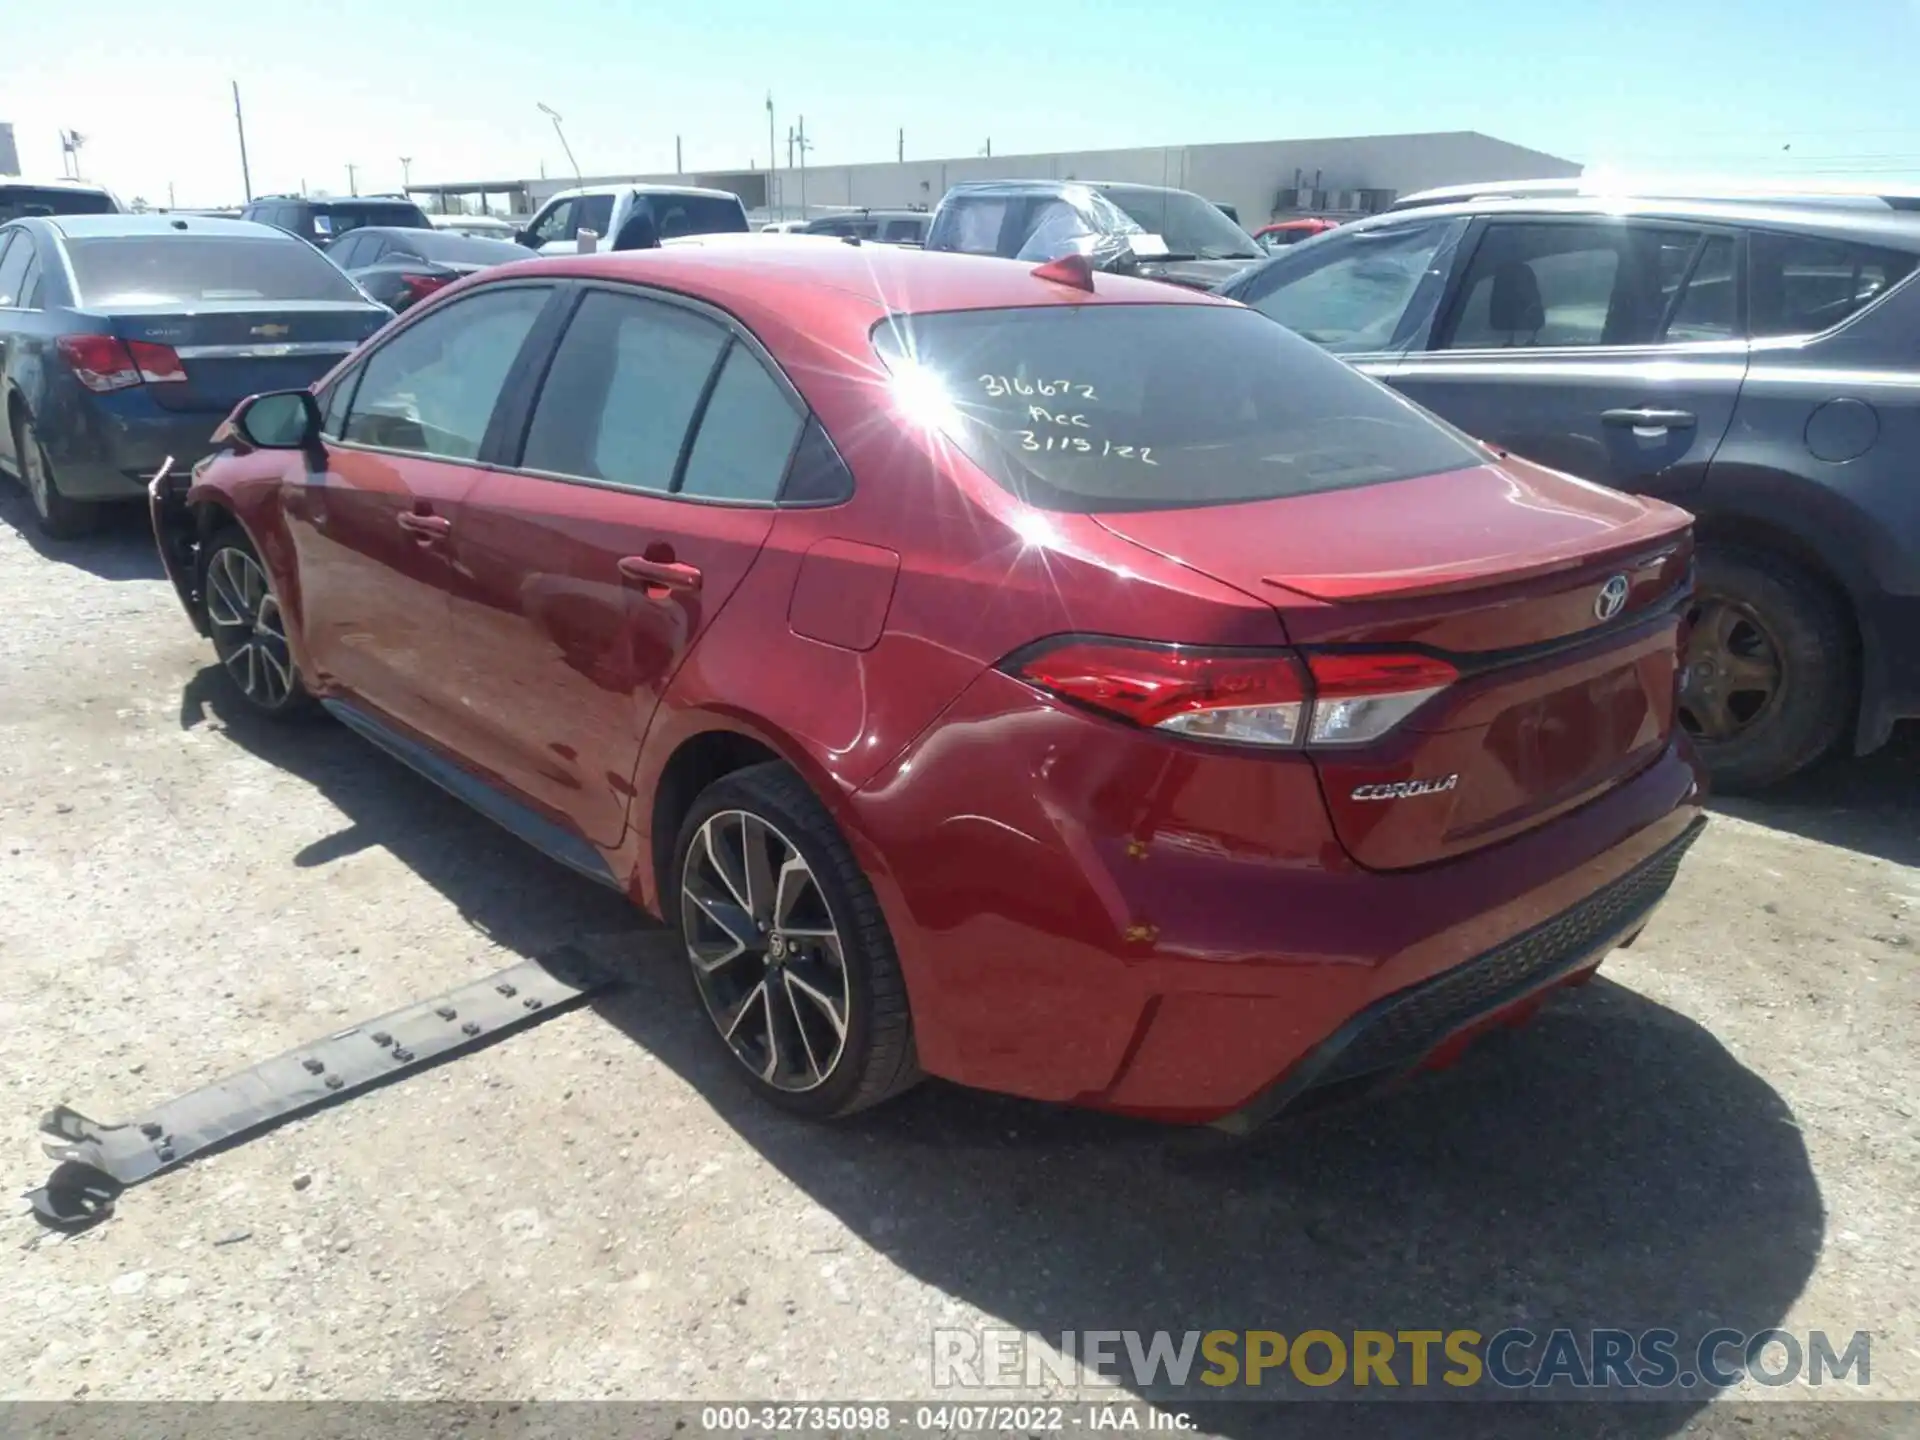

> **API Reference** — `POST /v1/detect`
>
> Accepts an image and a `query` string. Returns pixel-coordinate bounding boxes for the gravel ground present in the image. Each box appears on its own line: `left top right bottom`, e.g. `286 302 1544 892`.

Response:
0 494 1914 1438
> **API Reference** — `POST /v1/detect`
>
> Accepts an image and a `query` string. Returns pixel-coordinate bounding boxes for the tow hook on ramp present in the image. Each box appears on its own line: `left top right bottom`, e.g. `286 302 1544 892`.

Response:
24 939 631 1232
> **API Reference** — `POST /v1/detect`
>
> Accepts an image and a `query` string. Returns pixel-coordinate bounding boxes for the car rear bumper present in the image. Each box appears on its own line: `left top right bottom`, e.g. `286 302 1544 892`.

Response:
44 398 228 501
848 668 1709 1124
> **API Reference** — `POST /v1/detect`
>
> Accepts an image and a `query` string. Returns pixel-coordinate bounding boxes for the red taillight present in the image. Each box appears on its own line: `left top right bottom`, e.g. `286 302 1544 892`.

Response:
1006 638 1457 749
125 339 187 384
57 335 186 391
400 272 453 299
57 334 141 392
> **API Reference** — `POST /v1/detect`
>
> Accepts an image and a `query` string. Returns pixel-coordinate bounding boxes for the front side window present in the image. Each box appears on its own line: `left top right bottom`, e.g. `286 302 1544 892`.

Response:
873 303 1483 514
574 194 615 239
1444 223 1626 349
521 290 729 491
526 199 576 247
65 236 365 305
1749 231 1918 338
342 285 550 459
1242 220 1462 354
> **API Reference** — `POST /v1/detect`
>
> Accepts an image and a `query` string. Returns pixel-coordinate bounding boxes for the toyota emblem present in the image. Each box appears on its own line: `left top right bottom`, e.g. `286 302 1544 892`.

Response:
1594 574 1630 622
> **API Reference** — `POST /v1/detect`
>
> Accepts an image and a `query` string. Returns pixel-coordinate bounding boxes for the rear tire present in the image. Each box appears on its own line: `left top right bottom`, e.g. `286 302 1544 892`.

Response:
1680 546 1853 792
200 526 315 719
11 413 97 540
669 761 920 1118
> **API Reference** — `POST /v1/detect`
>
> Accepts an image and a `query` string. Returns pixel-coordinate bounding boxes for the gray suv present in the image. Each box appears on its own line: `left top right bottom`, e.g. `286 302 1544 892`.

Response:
1219 195 1920 790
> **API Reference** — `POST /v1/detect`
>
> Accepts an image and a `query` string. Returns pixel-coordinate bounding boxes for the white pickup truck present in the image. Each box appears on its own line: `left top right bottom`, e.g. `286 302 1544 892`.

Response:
516 183 750 254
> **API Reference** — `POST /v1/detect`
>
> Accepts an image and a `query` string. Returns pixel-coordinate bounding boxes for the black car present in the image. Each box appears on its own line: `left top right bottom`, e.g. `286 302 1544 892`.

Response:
241 193 433 250
1 180 121 222
1217 194 1920 789
329 226 535 310
798 209 930 245
924 180 1263 289
0 215 391 538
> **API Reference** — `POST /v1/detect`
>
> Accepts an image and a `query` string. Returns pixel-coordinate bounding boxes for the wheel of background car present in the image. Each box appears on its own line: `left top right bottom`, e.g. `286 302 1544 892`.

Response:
670 761 920 1118
1679 545 1855 791
11 412 96 540
200 527 314 719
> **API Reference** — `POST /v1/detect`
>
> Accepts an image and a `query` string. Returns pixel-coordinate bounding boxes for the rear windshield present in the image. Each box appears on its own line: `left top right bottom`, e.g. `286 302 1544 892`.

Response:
66 236 366 306
871 303 1483 514
1 186 115 222
314 203 431 237
638 194 748 238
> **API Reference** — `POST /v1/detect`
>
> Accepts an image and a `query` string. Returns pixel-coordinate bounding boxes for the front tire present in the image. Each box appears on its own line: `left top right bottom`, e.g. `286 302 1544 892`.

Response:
201 527 314 718
12 413 97 540
670 762 920 1118
1680 546 1854 791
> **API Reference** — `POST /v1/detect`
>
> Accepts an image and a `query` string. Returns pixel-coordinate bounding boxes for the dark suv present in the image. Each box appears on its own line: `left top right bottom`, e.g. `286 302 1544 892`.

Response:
926 180 1263 289
1218 196 1920 789
240 193 433 250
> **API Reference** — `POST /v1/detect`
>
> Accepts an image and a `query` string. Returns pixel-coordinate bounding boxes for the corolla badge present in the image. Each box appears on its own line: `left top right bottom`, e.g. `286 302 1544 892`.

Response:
1351 775 1459 801
1594 574 1630 622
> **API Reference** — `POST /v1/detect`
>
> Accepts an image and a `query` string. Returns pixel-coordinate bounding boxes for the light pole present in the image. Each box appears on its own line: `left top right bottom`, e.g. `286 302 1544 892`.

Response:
346 163 359 196
537 102 580 181
399 155 413 190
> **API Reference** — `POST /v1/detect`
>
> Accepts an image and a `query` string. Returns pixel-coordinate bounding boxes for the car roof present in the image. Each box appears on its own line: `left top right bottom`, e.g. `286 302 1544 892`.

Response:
1392 175 1920 212
944 179 1204 201
495 234 1233 317
1346 194 1920 251
44 214 298 241
547 183 743 203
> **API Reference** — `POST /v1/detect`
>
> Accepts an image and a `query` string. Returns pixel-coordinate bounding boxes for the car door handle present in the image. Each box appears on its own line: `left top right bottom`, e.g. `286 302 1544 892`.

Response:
396 512 451 538
1602 408 1697 431
618 556 703 592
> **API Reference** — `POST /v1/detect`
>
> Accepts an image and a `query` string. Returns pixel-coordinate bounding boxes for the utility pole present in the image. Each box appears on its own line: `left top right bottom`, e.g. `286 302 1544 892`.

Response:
795 115 811 219
168 181 176 209
232 82 253 202
765 93 778 220
984 138 992 158
898 128 904 164
675 135 683 174
346 163 359 196
399 156 413 189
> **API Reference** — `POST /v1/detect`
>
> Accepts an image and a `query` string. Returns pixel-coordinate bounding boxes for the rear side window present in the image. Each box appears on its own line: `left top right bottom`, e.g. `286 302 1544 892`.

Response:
0 232 31 306
521 290 728 491
65 236 365 305
1749 231 1918 337
931 196 1012 255
679 345 804 501
343 285 550 459
873 303 1483 514
313 203 432 238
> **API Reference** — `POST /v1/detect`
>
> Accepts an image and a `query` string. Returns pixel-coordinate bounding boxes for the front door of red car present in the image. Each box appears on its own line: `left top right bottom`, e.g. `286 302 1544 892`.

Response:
281 283 555 746
447 286 804 847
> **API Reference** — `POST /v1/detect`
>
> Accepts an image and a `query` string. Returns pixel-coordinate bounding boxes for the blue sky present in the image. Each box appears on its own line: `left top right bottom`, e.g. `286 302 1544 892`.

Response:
5 0 1919 206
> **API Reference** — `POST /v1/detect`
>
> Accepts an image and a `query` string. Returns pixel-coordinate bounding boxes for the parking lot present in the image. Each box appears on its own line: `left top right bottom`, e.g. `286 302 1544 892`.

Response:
1 495 1915 1435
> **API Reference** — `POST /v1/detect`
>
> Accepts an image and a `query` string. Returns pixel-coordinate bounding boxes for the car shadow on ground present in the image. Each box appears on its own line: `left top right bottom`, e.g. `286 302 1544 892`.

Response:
594 962 1823 1439
177 667 636 955
180 664 1827 1439
0 484 163 581
1713 723 1920 869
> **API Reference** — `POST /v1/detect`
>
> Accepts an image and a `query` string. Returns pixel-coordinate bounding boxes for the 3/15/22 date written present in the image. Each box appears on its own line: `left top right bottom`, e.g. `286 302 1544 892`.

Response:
1016 432 1158 462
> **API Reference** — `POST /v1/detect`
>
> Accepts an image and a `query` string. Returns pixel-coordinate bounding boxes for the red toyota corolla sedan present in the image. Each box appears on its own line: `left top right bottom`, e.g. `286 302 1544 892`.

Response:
151 236 1706 1129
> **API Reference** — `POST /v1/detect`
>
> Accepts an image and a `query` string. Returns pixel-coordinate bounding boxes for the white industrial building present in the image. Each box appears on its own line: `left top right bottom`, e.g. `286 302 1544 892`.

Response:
407 129 1582 228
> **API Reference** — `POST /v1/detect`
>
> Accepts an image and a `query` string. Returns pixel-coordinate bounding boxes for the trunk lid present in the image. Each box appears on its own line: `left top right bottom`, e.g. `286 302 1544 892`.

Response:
95 301 388 413
1092 456 1694 870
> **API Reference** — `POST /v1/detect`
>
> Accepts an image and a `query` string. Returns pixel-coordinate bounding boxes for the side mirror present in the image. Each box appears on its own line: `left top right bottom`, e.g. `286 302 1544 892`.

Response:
231 390 322 450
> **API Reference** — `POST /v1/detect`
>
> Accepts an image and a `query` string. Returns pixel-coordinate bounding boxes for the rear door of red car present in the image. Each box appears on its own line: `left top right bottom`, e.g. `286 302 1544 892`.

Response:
447 283 805 847
282 282 557 747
